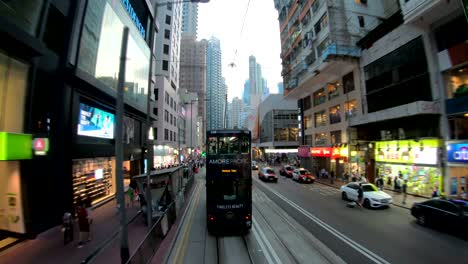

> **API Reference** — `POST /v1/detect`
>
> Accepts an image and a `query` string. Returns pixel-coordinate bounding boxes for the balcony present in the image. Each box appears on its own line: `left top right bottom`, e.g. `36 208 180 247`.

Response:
291 60 307 77
286 78 299 89
400 0 460 27
320 43 361 61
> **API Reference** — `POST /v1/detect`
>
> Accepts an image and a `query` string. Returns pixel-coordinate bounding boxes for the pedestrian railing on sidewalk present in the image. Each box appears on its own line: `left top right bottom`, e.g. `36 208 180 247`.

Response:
125 201 177 264
81 210 142 264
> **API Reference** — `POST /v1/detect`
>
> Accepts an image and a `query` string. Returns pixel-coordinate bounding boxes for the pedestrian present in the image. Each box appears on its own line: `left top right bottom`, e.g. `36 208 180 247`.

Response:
377 177 384 191
356 183 364 208
330 170 335 184
402 180 408 205
76 203 90 248
62 212 73 245
84 195 93 240
394 176 399 192
126 186 135 208
432 186 441 198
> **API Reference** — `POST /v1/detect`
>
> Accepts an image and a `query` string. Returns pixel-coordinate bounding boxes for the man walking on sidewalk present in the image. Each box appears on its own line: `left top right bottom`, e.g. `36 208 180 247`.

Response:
402 180 408 205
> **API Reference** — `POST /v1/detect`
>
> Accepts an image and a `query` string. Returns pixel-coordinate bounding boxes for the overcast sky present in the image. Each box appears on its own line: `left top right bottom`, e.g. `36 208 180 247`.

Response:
198 0 283 102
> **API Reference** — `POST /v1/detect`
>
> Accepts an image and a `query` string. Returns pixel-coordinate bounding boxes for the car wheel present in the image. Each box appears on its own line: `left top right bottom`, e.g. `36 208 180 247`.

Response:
363 199 371 208
341 192 348 201
417 214 427 226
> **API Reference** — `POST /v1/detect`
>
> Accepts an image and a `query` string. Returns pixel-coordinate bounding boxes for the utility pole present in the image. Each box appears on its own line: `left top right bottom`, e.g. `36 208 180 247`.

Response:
116 27 130 263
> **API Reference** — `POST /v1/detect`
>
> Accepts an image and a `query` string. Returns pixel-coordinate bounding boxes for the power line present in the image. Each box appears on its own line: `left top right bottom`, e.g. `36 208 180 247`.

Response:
230 0 252 68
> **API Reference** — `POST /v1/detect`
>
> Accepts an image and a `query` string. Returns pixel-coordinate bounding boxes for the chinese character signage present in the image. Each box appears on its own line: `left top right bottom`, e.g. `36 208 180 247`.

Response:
375 139 440 165
298 146 311 158
311 147 332 157
447 143 468 163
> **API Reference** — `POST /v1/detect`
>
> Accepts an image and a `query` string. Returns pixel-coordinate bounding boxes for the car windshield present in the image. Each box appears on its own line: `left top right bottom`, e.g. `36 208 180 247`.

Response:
266 169 274 174
362 185 379 192
299 170 310 175
286 166 293 171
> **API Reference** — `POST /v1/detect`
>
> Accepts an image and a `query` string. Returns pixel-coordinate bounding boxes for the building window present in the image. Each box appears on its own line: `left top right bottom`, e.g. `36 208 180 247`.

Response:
313 88 326 106
314 133 327 145
170 113 173 125
174 132 177 142
174 102 177 110
170 131 173 141
155 127 158 140
304 115 312 129
155 88 159 100
164 129 169 140
0 0 44 36
303 96 311 110
163 60 169 71
358 16 365 28
170 98 173 108
165 15 171 25
164 29 170 39
305 135 313 145
327 81 340 100
153 107 158 116
167 2 173 10
344 100 358 119
311 0 320 13
330 130 342 144
355 0 367 4
317 37 331 57
165 91 169 104
314 110 327 127
443 64 468 99
163 44 169 54
329 105 342 124
165 110 169 122
343 71 355 93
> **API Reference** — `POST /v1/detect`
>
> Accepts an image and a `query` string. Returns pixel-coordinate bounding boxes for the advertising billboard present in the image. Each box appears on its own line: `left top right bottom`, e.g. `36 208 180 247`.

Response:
447 143 468 163
78 103 115 139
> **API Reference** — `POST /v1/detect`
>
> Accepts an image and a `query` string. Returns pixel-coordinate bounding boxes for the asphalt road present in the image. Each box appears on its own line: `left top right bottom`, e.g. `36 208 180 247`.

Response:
253 171 468 264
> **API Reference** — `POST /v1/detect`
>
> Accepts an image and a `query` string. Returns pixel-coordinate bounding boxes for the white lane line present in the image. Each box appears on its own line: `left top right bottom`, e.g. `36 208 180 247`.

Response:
252 224 275 264
257 180 391 264
252 217 283 264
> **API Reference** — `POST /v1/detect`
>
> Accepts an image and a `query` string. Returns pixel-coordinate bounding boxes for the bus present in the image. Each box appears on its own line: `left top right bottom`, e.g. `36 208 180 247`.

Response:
205 129 252 234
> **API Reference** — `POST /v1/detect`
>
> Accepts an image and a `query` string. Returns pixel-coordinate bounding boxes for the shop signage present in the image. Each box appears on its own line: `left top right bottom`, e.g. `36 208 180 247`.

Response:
298 146 310 157
121 0 146 38
311 147 332 157
32 138 49 156
332 147 341 159
0 132 32 160
375 139 440 165
447 143 468 163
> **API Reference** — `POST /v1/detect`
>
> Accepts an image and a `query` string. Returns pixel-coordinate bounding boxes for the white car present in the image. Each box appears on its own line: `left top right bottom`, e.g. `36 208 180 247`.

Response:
340 183 393 208
292 168 315 183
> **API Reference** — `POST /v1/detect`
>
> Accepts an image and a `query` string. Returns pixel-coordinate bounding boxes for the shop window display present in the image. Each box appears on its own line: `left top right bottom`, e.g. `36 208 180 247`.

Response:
72 157 115 206
377 164 441 197
444 65 468 99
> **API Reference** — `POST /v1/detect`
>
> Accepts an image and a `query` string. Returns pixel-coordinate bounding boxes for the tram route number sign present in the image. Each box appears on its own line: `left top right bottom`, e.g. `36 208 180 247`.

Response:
216 204 244 209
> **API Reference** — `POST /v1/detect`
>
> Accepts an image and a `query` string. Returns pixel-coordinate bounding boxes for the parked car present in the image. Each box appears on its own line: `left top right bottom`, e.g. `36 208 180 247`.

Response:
411 198 468 236
279 165 295 178
252 161 259 170
340 183 392 208
292 168 315 183
259 167 278 182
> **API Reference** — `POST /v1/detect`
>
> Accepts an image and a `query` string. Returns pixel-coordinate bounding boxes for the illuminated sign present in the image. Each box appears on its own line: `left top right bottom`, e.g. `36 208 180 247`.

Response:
375 139 440 165
447 143 468 163
0 132 32 160
298 146 310 157
121 0 146 38
332 148 341 159
33 138 49 156
311 147 332 157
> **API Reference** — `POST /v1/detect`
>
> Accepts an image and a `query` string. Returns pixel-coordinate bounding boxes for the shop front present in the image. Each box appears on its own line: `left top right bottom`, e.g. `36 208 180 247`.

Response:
310 147 344 176
375 139 442 197
446 142 468 198
154 145 177 168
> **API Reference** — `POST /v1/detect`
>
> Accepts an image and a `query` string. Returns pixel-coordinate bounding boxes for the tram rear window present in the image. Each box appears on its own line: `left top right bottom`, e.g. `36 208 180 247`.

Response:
221 173 247 201
208 136 250 155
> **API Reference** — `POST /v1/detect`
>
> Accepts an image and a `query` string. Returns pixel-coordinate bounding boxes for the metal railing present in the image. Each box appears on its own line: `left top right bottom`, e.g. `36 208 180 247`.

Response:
125 201 177 264
81 210 142 264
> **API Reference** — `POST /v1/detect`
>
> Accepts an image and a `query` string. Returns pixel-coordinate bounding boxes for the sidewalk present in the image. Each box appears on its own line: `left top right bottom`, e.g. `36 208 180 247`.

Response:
0 199 145 264
314 178 429 209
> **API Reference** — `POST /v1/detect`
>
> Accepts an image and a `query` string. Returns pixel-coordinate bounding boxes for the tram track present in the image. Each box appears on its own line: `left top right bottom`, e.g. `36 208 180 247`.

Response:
216 234 254 264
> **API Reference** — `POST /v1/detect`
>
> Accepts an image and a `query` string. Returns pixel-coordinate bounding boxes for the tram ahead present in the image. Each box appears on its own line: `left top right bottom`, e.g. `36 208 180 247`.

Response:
205 129 252 235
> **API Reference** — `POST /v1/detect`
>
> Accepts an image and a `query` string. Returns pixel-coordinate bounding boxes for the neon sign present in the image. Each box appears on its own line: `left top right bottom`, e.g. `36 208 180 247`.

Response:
311 147 332 157
447 143 468 163
121 0 146 38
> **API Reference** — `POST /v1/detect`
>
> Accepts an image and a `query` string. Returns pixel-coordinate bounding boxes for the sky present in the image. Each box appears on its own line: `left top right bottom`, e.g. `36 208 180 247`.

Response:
198 0 283 102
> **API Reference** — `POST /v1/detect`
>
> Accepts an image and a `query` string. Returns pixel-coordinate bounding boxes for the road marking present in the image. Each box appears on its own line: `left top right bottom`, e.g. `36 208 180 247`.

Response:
252 217 283 264
172 182 202 264
256 179 391 264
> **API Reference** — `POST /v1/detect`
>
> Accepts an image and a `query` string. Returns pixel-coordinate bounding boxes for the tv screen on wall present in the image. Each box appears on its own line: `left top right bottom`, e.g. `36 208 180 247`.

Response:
78 103 115 139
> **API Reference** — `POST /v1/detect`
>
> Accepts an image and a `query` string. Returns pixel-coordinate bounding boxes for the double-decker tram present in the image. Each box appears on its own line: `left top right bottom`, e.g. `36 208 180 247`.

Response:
205 129 252 234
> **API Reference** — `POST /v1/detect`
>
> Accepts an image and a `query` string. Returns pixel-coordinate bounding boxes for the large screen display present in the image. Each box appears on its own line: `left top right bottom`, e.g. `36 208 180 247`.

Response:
78 103 115 139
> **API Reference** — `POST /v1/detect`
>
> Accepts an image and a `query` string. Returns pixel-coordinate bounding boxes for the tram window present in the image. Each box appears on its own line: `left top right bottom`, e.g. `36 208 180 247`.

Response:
208 137 217 154
222 174 238 200
229 137 240 153
241 137 250 154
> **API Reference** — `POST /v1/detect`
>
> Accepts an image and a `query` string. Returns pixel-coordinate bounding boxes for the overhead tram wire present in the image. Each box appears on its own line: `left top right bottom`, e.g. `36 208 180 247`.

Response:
229 0 251 68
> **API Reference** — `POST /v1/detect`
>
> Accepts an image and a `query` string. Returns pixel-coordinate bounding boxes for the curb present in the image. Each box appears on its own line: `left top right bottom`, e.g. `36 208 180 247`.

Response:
314 181 412 210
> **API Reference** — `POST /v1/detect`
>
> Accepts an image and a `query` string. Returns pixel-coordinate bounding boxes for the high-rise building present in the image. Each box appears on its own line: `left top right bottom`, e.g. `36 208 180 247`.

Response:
229 97 245 129
243 80 250 105
248 55 265 110
180 36 206 150
206 37 226 130
277 82 284 94
181 2 198 38
153 0 184 166
274 0 399 177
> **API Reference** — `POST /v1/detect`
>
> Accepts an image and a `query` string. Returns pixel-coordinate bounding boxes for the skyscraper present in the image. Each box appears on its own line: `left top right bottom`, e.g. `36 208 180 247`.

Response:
206 37 226 130
248 55 265 110
243 79 250 105
277 82 284 94
181 2 198 38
